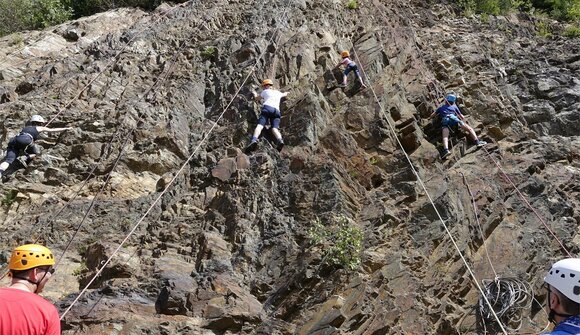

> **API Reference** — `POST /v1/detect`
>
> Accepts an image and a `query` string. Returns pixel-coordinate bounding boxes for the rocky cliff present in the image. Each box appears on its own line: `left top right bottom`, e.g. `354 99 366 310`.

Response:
0 0 578 334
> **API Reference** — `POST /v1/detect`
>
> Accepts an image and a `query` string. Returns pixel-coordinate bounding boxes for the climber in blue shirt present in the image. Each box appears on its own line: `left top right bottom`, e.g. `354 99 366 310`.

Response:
429 93 486 159
543 258 580 335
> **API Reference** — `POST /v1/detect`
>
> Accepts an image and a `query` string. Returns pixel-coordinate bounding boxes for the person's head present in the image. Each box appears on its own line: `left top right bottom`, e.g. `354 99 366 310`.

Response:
545 258 580 323
8 244 55 294
341 50 350 58
28 115 46 126
262 79 273 89
445 94 457 105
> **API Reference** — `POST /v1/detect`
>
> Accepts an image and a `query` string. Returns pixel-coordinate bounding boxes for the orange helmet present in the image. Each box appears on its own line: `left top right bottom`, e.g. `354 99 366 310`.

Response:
262 79 273 87
341 50 350 58
9 244 55 271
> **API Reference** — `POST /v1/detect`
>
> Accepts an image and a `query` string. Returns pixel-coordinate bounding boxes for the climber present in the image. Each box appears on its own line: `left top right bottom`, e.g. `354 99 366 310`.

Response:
428 93 486 159
245 79 288 152
543 258 580 334
0 115 73 178
0 244 60 335
334 50 367 88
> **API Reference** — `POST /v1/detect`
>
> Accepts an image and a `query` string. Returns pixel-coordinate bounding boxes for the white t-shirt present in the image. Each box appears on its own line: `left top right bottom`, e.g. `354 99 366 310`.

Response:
261 89 288 110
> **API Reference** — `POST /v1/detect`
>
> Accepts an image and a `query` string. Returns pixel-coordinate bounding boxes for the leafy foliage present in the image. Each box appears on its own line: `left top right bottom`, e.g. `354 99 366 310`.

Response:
0 0 189 37
452 0 580 21
308 215 364 270
346 0 359 10
1 190 18 207
0 0 72 37
563 24 580 36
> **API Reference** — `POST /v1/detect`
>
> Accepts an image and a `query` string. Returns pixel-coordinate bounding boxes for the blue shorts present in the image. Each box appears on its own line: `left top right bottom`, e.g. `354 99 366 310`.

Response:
344 64 361 77
441 114 464 128
258 105 281 129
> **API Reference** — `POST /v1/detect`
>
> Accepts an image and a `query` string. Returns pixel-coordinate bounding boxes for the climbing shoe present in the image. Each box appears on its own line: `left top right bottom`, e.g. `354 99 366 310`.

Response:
16 156 28 167
476 140 487 147
245 139 258 153
441 149 451 159
276 139 285 152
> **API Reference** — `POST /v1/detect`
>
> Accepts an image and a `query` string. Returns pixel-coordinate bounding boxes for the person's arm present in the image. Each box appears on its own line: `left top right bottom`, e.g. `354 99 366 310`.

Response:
455 107 465 120
37 126 73 133
281 92 289 98
252 90 262 102
334 58 347 69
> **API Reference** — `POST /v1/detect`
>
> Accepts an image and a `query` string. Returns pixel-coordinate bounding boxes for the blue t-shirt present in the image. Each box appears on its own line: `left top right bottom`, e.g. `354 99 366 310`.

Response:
545 315 580 334
435 104 462 118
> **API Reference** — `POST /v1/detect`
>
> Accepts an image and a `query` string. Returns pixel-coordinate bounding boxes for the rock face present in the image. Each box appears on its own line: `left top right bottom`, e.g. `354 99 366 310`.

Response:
0 0 578 334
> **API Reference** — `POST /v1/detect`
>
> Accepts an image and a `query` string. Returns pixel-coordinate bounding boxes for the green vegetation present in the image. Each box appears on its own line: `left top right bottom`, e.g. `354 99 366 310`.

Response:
0 0 188 37
0 0 72 37
563 24 580 36
200 46 217 60
453 0 580 22
1 190 18 207
9 34 24 46
308 215 364 270
536 20 553 37
346 0 358 10
72 262 88 277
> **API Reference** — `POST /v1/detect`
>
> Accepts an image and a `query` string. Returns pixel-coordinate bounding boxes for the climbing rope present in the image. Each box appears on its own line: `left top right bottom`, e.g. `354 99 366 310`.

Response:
482 147 573 257
478 277 533 333
51 6 221 268
0 1 210 275
59 3 292 320
351 47 509 334
0 1 194 73
459 172 498 279
44 0 199 127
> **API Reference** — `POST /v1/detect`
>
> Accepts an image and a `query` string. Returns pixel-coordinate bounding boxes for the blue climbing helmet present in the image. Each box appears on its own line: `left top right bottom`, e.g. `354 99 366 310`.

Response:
445 93 457 103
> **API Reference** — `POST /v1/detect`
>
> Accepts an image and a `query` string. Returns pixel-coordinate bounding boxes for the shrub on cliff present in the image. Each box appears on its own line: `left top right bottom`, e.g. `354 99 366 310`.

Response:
308 215 364 271
0 0 72 37
62 0 189 18
454 0 580 21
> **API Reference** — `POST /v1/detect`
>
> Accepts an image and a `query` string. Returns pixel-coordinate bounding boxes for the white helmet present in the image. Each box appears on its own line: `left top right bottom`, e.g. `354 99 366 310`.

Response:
545 258 580 304
30 115 46 123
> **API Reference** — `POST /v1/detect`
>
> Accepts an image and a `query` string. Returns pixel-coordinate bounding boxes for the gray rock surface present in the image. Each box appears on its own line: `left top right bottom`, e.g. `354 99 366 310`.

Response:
0 0 578 334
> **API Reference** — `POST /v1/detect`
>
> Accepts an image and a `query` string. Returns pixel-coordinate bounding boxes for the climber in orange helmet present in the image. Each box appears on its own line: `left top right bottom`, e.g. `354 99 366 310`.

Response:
334 50 367 88
0 244 60 335
245 79 289 152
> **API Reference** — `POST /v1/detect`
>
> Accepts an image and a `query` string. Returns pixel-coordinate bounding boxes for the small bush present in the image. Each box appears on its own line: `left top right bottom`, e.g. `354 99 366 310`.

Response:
346 0 358 10
563 25 580 36
308 215 364 270
1 190 18 207
0 0 72 37
536 20 552 37
200 46 217 60
9 34 24 46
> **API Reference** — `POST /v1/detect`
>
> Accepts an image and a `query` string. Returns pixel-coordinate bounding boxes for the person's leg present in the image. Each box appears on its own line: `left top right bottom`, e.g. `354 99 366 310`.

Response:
342 67 352 86
252 124 264 141
354 67 366 87
271 112 284 151
0 147 17 175
459 123 478 142
442 127 450 150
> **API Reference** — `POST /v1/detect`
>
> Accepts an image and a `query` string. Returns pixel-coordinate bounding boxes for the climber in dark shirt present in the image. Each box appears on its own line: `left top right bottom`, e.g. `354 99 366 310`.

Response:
0 115 72 178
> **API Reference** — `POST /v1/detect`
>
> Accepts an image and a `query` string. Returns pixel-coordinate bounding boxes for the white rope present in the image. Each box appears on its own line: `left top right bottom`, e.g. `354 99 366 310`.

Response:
351 47 509 335
59 4 291 320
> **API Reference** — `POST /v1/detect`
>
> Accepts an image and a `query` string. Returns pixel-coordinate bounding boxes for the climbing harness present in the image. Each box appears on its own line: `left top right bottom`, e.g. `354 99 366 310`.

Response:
351 46 509 334
60 1 293 320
